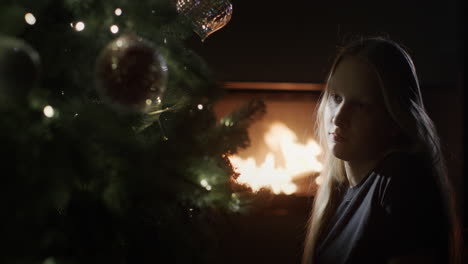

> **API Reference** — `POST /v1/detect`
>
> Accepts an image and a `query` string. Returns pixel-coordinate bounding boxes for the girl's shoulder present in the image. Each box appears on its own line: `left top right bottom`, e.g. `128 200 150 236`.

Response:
375 150 431 182
373 151 449 258
373 150 438 206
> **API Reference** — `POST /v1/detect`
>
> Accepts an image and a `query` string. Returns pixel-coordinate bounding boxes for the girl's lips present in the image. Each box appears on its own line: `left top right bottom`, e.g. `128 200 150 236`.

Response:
330 132 347 142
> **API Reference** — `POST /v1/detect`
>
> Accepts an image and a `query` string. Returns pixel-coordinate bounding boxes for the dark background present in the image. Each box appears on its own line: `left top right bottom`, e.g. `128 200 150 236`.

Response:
186 0 465 262
189 0 462 86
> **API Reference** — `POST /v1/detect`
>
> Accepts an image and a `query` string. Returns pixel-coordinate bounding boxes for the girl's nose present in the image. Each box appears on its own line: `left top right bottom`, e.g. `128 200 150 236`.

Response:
332 104 350 128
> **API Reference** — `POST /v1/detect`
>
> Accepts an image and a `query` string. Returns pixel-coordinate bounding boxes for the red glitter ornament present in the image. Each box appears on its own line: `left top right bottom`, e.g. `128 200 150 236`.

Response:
95 34 168 112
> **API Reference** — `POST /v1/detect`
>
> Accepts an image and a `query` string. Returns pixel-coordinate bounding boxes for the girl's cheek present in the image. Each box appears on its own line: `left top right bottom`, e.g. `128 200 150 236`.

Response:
324 106 333 122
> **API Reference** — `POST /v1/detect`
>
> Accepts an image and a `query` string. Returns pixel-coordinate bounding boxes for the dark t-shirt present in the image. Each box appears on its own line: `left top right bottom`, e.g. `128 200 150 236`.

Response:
314 151 449 264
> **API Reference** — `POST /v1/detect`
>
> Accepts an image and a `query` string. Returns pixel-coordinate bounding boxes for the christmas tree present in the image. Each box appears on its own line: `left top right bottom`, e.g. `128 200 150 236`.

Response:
0 0 265 263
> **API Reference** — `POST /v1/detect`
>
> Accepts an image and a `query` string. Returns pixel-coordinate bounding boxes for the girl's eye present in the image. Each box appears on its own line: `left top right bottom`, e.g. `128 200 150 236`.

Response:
330 93 342 103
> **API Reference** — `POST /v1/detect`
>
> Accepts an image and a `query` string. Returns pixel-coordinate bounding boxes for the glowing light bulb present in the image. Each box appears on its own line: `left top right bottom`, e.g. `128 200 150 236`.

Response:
115 8 123 16
116 39 123 47
200 179 208 187
197 104 203 110
24 13 36 25
43 105 55 118
206 185 212 191
75 21 85 31
110 25 119 34
146 99 152 105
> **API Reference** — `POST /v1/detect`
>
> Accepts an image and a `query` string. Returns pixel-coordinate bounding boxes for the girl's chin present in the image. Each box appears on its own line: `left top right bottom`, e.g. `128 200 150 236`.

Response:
329 144 353 161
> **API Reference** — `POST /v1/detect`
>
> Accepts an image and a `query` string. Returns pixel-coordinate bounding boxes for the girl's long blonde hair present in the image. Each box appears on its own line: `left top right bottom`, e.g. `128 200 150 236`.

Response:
302 36 462 264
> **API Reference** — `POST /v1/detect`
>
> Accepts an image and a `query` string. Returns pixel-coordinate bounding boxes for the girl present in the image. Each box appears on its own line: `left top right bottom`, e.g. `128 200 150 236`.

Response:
302 36 462 264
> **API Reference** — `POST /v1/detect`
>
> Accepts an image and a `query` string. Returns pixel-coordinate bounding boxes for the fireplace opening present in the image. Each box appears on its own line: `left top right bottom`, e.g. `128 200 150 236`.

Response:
214 83 325 196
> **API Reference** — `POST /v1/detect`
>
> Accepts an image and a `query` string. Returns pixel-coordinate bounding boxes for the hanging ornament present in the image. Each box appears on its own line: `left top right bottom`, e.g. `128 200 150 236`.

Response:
175 0 233 41
0 35 40 102
95 34 168 113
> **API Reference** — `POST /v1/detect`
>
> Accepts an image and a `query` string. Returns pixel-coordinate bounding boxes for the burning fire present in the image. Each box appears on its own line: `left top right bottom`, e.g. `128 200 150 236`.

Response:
229 122 323 195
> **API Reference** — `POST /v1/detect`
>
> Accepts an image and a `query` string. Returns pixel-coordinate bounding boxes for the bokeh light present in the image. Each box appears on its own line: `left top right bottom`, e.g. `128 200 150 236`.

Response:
43 105 55 118
74 21 85 31
115 8 123 16
24 13 36 25
110 25 119 34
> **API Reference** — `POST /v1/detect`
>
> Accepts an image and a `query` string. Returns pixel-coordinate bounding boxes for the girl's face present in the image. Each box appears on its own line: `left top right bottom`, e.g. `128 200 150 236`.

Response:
324 56 397 162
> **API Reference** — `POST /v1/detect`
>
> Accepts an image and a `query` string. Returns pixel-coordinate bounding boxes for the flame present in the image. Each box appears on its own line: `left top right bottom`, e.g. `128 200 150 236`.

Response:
229 122 323 195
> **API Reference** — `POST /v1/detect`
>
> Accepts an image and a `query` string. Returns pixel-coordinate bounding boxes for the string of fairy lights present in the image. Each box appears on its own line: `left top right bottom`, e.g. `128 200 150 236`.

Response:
21 8 219 198
24 8 124 34
23 7 209 118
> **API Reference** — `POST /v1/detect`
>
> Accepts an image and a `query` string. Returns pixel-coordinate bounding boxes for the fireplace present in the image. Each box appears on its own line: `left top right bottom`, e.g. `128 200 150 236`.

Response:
214 82 325 197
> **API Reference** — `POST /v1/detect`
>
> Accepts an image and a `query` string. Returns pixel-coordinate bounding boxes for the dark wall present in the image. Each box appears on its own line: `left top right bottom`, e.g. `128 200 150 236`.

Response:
189 0 462 87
